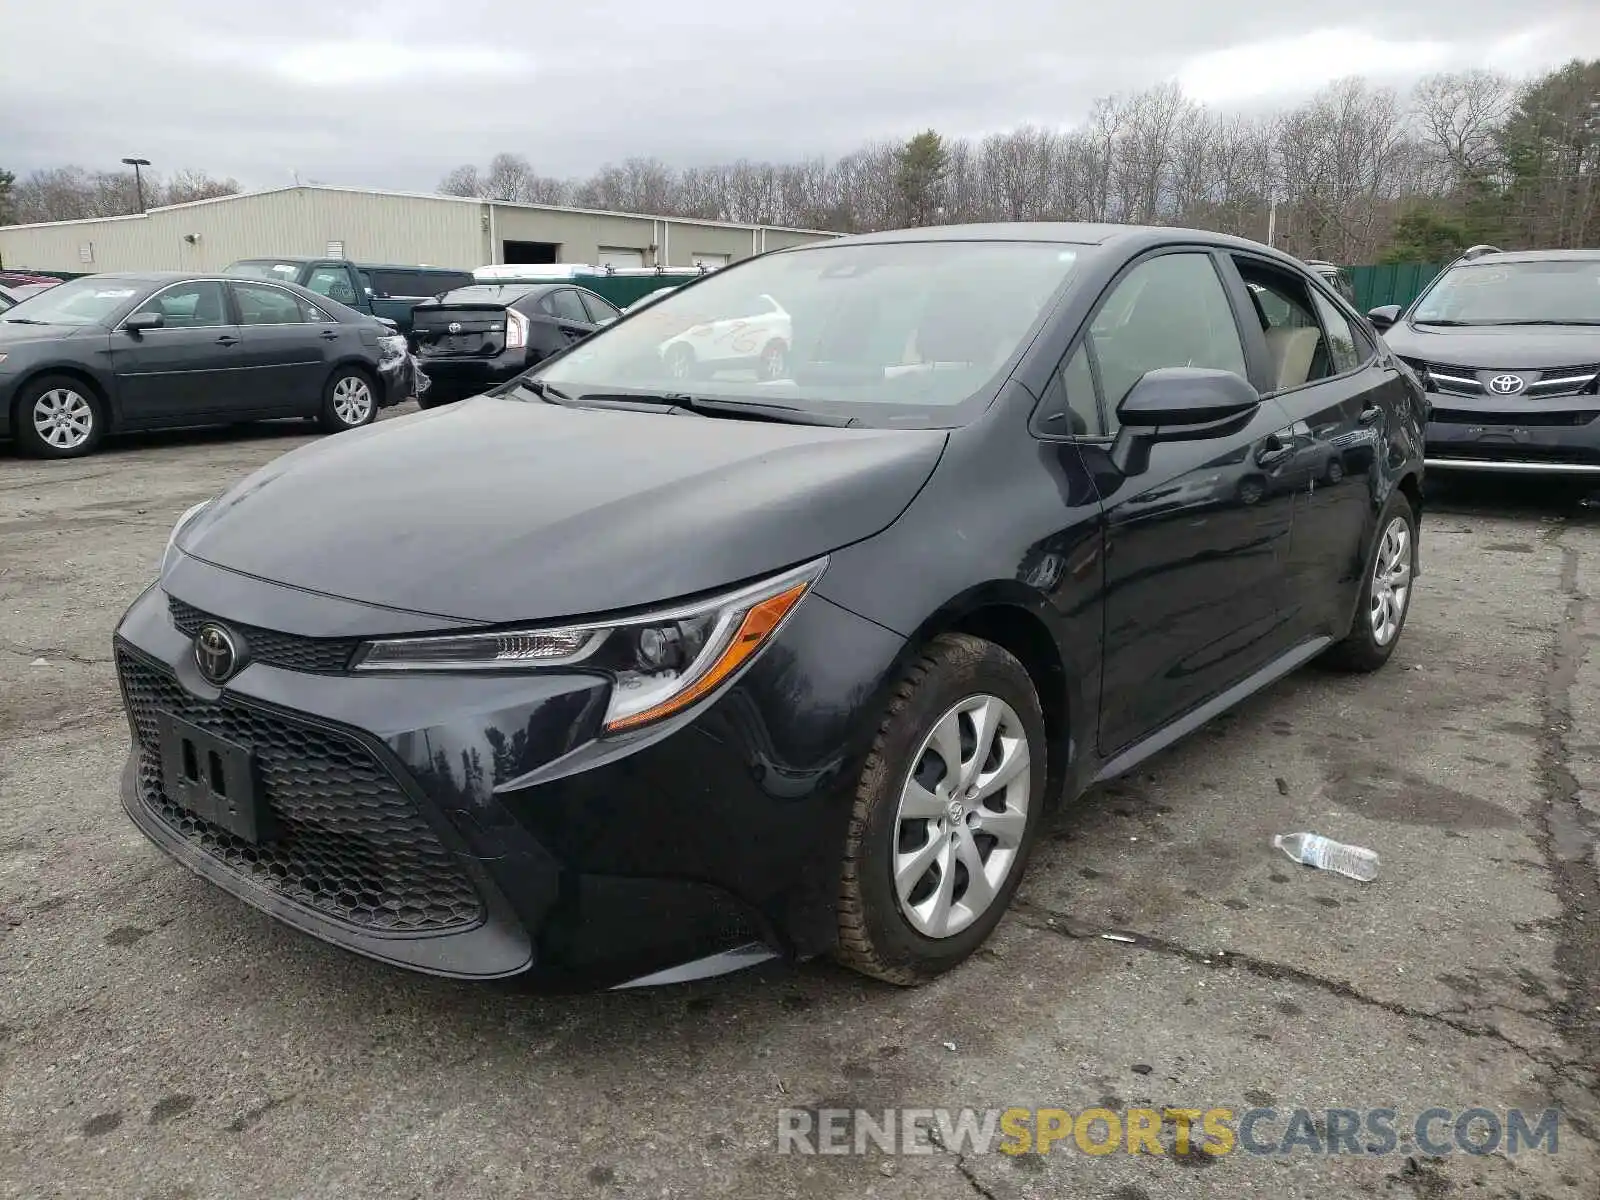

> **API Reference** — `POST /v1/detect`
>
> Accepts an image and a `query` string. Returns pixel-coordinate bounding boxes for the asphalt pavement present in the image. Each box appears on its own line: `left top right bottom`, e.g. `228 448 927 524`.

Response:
1 412 1596 1199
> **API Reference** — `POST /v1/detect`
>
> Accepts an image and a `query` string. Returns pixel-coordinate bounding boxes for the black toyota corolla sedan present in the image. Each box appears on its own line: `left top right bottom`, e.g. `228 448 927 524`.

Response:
114 224 1426 990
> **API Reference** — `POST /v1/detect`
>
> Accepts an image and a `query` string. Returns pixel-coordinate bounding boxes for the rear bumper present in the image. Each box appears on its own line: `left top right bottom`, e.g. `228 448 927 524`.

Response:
415 351 531 400
112 568 904 988
1425 393 1600 474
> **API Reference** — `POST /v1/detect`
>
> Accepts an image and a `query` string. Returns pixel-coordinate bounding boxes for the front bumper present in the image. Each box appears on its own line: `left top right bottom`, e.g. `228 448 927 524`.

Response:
1425 391 1600 474
112 564 905 987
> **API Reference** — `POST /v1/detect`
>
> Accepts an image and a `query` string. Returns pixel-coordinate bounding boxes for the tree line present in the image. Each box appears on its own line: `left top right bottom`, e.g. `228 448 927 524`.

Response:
3 59 1594 265
0 165 240 225
438 61 1598 264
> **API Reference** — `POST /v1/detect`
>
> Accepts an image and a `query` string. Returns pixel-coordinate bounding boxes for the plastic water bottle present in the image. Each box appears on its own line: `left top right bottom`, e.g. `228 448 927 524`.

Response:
1272 833 1379 882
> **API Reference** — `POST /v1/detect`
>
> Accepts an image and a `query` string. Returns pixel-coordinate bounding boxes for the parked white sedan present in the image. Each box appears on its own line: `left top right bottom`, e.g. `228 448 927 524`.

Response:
659 293 790 381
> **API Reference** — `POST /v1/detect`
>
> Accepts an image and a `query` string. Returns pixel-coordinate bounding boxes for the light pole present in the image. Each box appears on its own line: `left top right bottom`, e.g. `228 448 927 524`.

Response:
121 157 151 213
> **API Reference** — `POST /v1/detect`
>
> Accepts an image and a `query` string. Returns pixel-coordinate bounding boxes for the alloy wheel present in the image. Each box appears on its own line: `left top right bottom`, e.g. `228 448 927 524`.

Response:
32 388 94 451
760 343 787 380
332 376 373 426
1369 516 1412 646
893 694 1032 939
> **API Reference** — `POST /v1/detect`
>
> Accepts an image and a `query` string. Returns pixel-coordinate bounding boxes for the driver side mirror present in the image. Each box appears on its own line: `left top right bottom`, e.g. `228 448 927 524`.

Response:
1367 304 1401 331
1111 368 1262 477
123 311 164 334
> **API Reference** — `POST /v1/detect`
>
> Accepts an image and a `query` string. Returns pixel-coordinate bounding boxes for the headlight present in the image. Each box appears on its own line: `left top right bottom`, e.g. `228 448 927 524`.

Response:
378 333 407 362
162 497 215 568
353 558 826 733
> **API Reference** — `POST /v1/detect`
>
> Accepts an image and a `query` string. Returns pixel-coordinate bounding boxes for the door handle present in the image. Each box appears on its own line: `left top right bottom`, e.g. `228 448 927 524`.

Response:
320 330 339 341
215 335 239 347
1359 405 1383 425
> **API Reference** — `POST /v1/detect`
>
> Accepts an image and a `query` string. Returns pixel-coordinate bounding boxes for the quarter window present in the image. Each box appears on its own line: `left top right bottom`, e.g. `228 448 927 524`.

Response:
129 281 228 329
580 291 621 324
1087 253 1248 431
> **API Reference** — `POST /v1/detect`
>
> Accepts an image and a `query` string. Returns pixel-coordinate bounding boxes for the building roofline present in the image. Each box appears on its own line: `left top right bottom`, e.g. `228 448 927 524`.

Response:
0 183 841 238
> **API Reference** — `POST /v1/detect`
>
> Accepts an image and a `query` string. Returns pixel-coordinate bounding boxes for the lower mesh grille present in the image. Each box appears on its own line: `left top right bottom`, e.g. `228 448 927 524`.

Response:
117 649 484 934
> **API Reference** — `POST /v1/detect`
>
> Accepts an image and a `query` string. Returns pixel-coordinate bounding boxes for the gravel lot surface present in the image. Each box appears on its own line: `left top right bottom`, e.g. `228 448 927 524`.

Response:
1 414 1596 1198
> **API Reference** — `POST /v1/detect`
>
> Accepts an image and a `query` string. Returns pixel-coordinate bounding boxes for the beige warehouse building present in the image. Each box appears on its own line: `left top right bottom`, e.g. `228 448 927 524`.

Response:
0 184 837 275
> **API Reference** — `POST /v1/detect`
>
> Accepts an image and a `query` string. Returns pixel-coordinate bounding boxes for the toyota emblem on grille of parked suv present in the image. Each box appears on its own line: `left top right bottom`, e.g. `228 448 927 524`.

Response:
448 321 462 334
1488 374 1526 396
194 623 240 684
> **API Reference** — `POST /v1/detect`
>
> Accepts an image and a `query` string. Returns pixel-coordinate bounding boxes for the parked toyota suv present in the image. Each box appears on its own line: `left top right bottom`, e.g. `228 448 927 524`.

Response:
1371 247 1600 476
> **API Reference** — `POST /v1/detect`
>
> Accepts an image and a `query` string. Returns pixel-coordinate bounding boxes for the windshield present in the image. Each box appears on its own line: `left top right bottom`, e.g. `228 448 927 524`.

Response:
227 261 303 282
0 276 143 327
1413 259 1600 325
533 240 1082 424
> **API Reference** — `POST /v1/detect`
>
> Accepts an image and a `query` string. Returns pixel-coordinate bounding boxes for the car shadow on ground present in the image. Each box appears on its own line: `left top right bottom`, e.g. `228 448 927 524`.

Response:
1426 472 1600 524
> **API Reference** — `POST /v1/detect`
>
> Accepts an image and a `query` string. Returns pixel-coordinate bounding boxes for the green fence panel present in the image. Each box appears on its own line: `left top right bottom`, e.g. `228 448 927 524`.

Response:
1348 262 1445 313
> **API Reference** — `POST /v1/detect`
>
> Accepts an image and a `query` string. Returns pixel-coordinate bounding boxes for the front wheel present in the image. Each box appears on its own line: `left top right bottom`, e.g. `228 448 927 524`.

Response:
1321 491 1417 672
319 368 377 433
16 376 106 459
834 634 1047 985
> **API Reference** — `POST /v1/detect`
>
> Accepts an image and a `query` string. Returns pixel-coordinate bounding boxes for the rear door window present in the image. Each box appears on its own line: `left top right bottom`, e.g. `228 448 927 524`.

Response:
232 282 314 325
546 289 592 324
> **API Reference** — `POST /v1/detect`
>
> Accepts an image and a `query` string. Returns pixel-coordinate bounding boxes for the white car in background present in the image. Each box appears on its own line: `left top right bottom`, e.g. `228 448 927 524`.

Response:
658 292 791 381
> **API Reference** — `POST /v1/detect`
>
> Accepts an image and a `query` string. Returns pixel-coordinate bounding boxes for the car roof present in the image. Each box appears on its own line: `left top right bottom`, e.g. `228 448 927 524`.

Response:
1454 249 1600 265
807 221 1314 267
357 262 473 273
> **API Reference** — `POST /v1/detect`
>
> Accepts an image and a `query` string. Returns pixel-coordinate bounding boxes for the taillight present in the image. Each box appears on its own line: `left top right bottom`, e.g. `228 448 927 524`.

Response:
506 309 529 349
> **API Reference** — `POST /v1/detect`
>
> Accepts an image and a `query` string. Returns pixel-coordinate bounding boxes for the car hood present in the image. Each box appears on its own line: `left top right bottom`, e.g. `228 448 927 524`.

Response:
1383 323 1600 370
0 321 90 348
177 395 947 625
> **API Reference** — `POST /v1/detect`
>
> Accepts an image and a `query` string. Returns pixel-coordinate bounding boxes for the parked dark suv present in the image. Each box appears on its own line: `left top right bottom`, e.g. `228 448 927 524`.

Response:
409 282 621 407
1372 246 1600 477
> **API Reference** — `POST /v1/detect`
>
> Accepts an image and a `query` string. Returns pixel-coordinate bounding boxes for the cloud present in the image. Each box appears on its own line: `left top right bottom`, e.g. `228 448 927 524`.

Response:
1 0 1596 192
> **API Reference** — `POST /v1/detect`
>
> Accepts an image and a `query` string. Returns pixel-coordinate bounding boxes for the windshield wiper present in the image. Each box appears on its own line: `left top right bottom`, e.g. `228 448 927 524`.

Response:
572 392 858 427
503 377 572 404
1412 319 1476 326
1 317 49 325
1477 319 1600 327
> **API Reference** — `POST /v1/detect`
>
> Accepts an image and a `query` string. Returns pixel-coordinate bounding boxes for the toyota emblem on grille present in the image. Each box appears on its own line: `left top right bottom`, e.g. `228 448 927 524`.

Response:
448 321 462 334
1488 374 1526 396
194 623 240 685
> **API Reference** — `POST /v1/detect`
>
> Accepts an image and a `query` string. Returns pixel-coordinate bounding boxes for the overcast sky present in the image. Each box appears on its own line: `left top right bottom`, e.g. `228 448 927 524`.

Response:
2 1 1597 192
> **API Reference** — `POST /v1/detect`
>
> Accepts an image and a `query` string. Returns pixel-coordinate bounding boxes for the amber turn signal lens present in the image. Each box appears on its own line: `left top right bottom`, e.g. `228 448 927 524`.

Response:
602 580 810 732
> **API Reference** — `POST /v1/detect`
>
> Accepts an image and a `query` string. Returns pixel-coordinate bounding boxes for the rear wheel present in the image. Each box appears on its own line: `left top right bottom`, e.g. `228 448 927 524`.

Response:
835 634 1047 985
319 367 377 433
16 375 105 459
1322 491 1416 672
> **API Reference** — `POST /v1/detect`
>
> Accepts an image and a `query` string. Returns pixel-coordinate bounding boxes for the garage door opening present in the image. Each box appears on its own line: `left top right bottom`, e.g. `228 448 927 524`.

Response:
598 246 646 268
503 240 560 265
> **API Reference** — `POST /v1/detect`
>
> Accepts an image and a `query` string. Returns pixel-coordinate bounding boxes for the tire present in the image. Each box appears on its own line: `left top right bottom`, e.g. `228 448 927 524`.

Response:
1325 457 1345 485
665 343 697 381
835 633 1048 985
318 366 378 433
758 339 788 381
1321 491 1417 672
14 375 106 459
415 392 454 411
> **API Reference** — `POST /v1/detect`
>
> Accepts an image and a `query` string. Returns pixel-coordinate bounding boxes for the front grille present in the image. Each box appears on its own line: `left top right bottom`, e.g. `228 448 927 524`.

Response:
1416 362 1600 400
1431 408 1598 428
168 596 361 674
118 649 484 934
